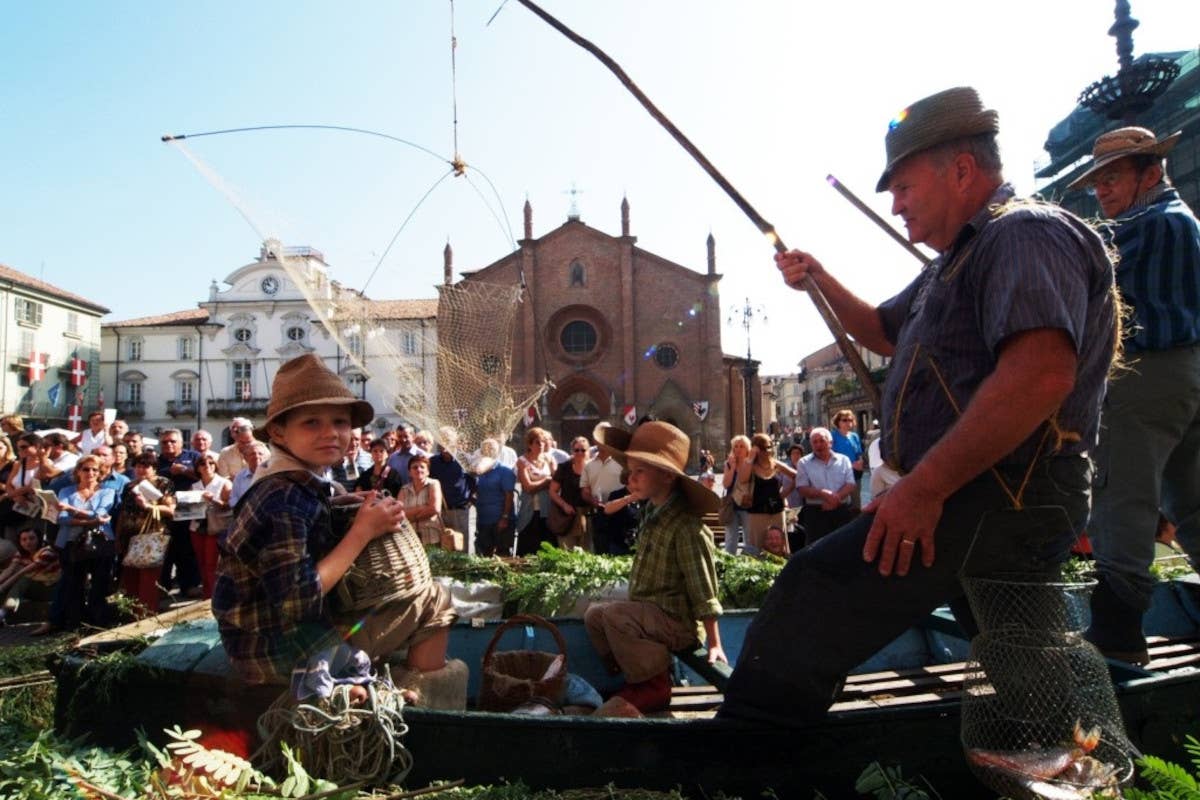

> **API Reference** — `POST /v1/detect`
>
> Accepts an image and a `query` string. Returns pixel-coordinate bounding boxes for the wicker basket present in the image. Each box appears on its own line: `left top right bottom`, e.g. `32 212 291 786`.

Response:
478 615 568 712
335 517 432 611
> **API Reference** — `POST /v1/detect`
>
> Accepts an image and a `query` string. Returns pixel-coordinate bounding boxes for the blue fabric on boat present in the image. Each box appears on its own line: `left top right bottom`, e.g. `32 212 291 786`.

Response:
290 643 374 701
562 672 603 708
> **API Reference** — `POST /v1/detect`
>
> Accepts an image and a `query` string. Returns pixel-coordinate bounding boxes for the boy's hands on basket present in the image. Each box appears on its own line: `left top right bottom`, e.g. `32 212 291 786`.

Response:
351 490 407 539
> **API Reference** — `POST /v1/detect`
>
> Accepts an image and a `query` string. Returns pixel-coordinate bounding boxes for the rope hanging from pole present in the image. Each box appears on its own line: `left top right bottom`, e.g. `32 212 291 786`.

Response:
512 0 881 411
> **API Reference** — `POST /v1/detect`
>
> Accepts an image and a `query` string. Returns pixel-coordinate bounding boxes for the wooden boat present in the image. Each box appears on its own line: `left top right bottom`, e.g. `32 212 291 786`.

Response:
53 578 1200 799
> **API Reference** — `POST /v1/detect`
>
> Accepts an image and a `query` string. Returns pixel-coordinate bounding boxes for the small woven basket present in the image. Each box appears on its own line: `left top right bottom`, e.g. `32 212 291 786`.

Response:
478 614 568 712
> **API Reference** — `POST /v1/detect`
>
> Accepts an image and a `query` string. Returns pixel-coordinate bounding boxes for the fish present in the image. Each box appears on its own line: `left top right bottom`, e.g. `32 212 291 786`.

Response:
966 746 1075 781
966 720 1123 796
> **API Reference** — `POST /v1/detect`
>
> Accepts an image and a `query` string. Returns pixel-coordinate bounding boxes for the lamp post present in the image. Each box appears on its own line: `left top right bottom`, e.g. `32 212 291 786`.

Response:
729 297 766 435
1078 0 1179 123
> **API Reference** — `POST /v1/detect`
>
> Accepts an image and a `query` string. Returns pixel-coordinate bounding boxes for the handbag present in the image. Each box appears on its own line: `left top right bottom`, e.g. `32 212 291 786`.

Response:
124 506 169 569
717 492 737 526
478 614 568 712
68 528 106 564
547 501 574 537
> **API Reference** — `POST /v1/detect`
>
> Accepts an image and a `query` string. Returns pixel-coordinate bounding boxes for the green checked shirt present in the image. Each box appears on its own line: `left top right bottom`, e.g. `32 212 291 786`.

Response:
629 491 723 642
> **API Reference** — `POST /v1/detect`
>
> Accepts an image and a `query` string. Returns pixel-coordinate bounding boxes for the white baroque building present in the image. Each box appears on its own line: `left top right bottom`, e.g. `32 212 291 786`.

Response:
1 263 109 424
98 243 438 444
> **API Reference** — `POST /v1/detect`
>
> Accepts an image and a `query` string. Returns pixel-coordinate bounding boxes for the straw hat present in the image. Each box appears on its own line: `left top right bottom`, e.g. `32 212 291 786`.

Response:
593 420 719 515
255 354 374 442
1067 126 1181 190
876 87 999 192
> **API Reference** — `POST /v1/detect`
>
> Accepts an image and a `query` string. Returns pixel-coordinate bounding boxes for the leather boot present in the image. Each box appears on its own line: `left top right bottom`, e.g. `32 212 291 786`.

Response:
1085 574 1150 665
615 670 672 713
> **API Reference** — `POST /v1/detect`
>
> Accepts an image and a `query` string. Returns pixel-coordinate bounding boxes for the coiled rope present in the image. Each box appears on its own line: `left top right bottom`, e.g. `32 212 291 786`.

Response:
254 668 414 787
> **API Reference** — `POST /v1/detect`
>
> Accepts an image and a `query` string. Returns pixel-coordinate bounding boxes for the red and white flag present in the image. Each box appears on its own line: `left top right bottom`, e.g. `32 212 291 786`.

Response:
523 405 537 427
67 404 83 432
27 352 47 383
69 357 88 387
241 381 252 401
622 405 638 427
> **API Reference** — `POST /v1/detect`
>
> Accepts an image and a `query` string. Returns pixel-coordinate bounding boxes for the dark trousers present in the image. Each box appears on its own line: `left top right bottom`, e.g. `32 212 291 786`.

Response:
801 504 858 547
720 456 1091 726
475 520 515 557
592 512 631 555
161 521 201 592
516 515 551 556
59 538 116 630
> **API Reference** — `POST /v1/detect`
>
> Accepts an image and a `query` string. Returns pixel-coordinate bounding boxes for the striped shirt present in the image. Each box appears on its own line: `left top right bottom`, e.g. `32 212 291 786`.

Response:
628 492 722 642
877 184 1116 472
1106 186 1200 353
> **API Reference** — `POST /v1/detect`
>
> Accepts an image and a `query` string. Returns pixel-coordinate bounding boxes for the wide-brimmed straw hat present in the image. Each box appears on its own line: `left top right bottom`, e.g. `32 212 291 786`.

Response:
1067 126 1181 190
593 420 719 515
876 86 999 192
255 354 374 442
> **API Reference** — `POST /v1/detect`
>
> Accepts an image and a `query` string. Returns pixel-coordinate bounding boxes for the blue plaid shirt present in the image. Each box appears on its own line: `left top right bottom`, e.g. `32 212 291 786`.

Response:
212 463 341 685
1105 186 1200 353
877 185 1117 472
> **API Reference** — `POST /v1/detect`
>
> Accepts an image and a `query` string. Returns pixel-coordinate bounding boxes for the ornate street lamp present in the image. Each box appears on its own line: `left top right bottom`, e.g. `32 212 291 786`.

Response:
729 297 766 435
1078 0 1179 123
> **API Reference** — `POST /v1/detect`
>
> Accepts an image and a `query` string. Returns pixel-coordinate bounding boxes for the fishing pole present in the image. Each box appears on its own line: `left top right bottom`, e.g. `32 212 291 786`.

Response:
512 0 881 410
826 175 931 267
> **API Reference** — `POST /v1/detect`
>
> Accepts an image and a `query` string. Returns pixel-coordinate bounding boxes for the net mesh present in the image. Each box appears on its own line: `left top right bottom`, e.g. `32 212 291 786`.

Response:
269 243 547 451
959 577 1136 799
168 139 547 452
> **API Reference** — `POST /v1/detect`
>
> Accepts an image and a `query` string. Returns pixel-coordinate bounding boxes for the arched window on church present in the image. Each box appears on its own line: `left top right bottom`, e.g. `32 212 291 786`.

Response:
561 392 600 420
569 259 586 288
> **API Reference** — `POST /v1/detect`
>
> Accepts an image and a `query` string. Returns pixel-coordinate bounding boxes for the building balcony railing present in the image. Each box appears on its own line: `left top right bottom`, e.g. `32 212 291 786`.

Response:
166 400 198 418
116 401 145 419
207 398 270 418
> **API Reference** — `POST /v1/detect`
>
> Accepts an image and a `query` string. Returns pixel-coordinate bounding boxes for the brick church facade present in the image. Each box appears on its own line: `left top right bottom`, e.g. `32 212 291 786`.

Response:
454 197 741 465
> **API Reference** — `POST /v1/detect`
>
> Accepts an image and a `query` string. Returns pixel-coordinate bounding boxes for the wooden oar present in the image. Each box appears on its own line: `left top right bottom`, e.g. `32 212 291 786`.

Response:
514 0 881 411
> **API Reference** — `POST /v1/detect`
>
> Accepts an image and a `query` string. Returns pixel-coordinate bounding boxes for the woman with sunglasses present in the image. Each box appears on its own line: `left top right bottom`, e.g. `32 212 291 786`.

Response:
3 433 49 543
52 455 119 631
549 436 593 550
191 454 232 598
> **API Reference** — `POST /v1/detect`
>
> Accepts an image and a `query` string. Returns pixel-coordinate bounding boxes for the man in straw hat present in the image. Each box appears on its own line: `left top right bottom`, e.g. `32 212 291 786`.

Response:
213 354 458 704
1068 127 1200 665
587 420 725 713
721 87 1118 724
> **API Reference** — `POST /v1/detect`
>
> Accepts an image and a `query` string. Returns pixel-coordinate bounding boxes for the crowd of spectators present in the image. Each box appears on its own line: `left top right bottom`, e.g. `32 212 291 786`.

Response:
0 405 872 634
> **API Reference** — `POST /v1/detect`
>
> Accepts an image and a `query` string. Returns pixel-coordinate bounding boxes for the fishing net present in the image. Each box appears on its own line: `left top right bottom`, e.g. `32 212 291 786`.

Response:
961 574 1094 635
959 576 1136 799
167 133 550 452
265 240 547 450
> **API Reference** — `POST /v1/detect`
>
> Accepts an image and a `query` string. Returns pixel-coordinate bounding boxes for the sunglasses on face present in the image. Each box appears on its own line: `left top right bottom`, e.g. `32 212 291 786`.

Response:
78 467 100 473
572 448 587 453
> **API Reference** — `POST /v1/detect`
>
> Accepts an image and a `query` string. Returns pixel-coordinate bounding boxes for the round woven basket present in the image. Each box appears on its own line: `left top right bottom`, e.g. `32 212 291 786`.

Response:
336 518 432 611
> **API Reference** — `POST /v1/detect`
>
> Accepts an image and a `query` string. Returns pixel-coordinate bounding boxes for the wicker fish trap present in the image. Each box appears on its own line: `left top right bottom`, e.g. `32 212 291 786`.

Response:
335 517 432 611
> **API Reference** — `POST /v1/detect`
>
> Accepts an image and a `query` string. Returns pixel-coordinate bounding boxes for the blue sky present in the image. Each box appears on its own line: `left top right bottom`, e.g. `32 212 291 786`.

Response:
3 1 1197 374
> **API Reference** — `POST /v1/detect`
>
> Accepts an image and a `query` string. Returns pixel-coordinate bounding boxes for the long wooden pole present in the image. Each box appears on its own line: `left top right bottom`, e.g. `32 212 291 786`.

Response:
826 174 931 266
514 0 881 411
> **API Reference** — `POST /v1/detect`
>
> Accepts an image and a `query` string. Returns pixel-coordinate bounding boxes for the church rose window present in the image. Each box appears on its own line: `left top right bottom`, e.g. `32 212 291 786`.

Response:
654 343 679 369
560 321 597 354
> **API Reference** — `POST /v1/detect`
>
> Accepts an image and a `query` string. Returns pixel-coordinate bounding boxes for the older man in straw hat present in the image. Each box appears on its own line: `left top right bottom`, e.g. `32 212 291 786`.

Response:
1068 127 1200 665
587 421 726 713
721 87 1118 724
